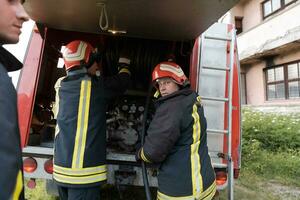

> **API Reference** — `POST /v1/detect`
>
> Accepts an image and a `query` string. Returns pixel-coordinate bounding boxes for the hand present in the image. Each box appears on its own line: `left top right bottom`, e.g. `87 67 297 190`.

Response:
118 57 131 74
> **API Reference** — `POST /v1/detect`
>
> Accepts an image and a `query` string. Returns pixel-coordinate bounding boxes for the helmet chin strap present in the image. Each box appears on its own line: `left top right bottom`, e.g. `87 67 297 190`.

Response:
84 51 102 69
182 80 191 87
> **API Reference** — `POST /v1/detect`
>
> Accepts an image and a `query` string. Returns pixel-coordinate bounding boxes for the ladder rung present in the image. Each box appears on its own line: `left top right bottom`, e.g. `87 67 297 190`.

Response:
207 128 229 134
201 96 228 102
204 35 232 41
202 66 230 71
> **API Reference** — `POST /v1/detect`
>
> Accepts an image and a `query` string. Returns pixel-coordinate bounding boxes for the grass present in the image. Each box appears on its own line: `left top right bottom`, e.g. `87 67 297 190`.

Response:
25 179 57 200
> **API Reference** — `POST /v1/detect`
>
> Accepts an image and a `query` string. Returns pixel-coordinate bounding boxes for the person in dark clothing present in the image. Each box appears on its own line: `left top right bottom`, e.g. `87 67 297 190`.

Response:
53 40 131 200
136 62 216 200
0 0 29 199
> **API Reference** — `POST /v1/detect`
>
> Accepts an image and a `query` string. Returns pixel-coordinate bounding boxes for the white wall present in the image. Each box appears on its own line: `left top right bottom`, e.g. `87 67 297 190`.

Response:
237 1 300 61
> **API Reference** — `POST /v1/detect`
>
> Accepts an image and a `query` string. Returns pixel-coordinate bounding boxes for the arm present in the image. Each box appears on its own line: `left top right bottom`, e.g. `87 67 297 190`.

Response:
138 102 182 163
103 57 131 98
0 67 23 199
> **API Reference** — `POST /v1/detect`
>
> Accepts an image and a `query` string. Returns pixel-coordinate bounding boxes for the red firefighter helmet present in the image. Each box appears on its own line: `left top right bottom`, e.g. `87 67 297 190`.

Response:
152 62 188 87
62 40 94 71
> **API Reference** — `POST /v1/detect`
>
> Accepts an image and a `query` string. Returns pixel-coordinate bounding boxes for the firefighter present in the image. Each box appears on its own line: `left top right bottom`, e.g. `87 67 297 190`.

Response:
53 40 131 200
136 62 216 200
0 0 29 199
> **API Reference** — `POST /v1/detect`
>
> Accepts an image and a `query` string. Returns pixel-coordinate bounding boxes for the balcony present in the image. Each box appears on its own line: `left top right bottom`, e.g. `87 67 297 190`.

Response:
237 1 300 64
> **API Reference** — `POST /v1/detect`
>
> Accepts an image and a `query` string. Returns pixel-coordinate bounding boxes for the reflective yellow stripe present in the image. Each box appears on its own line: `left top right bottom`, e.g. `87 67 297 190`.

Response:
199 181 216 200
154 90 160 98
72 79 91 168
53 171 107 185
11 170 23 200
79 80 91 168
191 104 203 195
157 191 193 200
141 148 151 163
118 68 131 75
197 96 201 103
54 164 106 176
157 181 216 200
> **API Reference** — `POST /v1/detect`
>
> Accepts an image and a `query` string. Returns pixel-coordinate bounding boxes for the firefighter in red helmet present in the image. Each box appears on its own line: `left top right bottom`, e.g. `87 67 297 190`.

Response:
137 62 217 199
53 40 131 200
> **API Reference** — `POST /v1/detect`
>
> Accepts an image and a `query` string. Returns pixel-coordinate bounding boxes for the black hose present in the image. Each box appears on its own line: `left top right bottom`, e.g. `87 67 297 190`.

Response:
141 82 153 200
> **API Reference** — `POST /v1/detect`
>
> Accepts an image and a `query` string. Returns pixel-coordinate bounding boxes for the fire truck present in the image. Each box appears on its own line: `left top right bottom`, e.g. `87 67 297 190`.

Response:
17 0 241 199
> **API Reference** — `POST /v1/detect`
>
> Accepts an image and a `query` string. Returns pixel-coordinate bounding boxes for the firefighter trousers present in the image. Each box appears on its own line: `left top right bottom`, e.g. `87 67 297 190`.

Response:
57 185 101 200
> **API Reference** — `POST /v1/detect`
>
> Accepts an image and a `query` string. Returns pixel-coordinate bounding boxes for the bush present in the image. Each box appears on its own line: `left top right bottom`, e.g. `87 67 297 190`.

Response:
241 108 300 186
242 109 300 152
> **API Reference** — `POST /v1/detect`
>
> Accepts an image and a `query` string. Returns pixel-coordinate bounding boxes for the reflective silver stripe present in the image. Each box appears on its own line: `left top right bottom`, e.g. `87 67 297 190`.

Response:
63 41 87 61
54 164 106 176
118 57 130 64
159 64 184 77
53 171 107 185
72 79 91 168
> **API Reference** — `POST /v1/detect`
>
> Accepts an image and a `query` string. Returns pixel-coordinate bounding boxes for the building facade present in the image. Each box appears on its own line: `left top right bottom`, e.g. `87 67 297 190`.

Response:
227 0 300 111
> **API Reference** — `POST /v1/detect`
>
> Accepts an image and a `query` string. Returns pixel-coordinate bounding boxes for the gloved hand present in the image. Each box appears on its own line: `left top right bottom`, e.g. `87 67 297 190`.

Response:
118 57 131 74
118 57 130 68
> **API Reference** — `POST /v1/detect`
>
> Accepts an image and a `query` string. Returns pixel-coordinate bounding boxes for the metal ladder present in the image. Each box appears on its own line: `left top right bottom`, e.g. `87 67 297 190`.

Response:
198 27 236 200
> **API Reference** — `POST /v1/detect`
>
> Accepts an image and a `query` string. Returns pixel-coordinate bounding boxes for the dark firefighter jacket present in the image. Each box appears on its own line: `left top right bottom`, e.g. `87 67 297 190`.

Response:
139 88 216 200
0 46 24 200
53 67 130 187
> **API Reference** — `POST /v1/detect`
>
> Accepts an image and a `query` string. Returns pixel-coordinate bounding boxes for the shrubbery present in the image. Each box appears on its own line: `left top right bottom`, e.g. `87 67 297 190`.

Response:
242 108 300 152
241 108 300 186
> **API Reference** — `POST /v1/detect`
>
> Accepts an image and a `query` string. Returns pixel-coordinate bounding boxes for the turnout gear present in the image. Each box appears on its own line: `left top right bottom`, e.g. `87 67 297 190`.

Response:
58 186 101 200
54 44 131 189
0 46 24 200
138 88 216 199
152 62 189 87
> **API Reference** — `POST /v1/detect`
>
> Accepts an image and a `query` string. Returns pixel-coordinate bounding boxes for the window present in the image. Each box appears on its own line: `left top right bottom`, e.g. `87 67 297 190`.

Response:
284 0 296 5
241 73 247 104
265 61 300 100
234 17 243 35
262 0 297 18
287 63 300 98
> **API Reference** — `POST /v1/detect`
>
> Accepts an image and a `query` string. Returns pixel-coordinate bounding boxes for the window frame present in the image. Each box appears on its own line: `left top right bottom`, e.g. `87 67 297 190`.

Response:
261 0 297 19
264 60 300 100
234 16 243 35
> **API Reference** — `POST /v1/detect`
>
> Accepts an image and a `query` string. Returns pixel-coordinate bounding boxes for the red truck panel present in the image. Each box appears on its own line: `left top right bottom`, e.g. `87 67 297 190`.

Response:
17 29 44 148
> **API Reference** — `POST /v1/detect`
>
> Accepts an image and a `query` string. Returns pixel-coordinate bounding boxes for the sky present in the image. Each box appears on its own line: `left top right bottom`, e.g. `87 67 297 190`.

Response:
4 20 35 86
